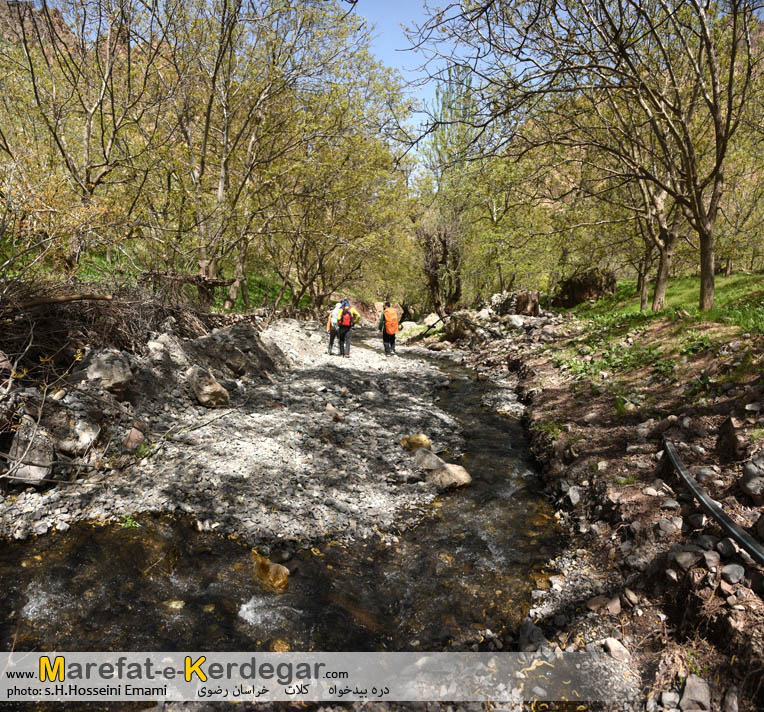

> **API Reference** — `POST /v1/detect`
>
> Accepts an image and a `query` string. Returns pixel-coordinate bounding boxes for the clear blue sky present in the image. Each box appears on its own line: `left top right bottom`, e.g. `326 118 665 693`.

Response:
352 0 438 114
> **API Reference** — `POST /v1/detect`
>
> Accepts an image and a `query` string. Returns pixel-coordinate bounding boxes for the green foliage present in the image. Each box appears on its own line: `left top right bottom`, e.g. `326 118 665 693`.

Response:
684 375 712 399
573 275 764 333
556 342 662 380
652 358 677 381
120 514 141 529
679 331 714 355
751 428 764 442
534 419 564 440
613 395 629 417
133 443 152 460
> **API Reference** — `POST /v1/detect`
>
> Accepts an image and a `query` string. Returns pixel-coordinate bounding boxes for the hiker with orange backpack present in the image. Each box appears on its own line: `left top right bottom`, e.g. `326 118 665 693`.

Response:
378 302 399 356
337 298 360 357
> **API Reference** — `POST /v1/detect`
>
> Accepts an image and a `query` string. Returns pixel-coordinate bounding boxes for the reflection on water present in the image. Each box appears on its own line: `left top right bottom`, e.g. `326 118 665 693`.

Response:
0 364 558 653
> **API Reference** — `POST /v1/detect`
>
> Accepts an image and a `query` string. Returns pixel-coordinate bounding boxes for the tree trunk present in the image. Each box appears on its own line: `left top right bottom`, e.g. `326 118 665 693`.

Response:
639 274 650 311
651 246 674 312
223 243 249 311
197 258 217 308
699 230 715 311
724 258 732 277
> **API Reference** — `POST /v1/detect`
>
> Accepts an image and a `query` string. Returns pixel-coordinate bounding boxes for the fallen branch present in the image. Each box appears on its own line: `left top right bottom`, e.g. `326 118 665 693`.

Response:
404 316 444 344
6 294 113 310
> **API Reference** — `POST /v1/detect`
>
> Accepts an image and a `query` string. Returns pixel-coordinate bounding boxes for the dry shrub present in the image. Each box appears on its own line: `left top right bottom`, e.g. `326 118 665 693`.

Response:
0 278 238 381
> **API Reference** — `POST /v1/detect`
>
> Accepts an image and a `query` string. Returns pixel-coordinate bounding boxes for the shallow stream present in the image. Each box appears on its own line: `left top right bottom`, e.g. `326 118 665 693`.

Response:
0 356 558 653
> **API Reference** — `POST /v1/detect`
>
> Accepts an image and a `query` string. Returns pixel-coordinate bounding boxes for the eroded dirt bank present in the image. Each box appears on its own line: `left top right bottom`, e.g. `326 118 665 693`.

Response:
459 316 764 711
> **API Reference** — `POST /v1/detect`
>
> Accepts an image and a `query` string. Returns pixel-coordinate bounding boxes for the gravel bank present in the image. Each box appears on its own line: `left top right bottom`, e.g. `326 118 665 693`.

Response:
0 320 465 548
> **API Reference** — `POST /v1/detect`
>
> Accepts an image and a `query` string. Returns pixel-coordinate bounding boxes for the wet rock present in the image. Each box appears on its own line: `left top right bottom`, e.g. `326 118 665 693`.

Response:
429 463 471 489
721 564 745 585
86 350 133 395
251 550 289 592
187 366 230 408
680 674 711 711
400 433 431 451
8 416 55 485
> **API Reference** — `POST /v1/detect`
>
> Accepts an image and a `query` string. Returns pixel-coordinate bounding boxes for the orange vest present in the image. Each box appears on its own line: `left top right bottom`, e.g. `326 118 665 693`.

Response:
383 307 398 335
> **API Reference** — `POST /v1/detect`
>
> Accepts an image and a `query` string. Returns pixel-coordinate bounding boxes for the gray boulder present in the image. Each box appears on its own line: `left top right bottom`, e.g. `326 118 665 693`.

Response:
414 448 446 471
412 448 472 488
756 513 764 540
187 366 230 408
680 674 711 711
740 456 764 504
8 416 55 485
86 350 133 394
505 315 526 329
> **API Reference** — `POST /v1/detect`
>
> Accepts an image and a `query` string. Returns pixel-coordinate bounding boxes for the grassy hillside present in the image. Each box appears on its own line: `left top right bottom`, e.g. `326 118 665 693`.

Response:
572 273 764 333
547 274 764 412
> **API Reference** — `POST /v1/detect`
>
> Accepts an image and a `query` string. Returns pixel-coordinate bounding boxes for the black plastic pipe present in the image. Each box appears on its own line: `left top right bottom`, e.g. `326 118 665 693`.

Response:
663 439 764 567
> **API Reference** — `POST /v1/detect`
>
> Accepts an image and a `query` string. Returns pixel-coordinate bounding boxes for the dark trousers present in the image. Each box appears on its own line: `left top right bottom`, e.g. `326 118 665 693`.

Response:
382 331 396 354
328 329 337 353
338 325 352 355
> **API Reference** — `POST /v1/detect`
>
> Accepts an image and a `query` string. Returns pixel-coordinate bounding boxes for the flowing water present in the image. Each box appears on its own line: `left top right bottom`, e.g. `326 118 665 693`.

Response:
0 361 558 653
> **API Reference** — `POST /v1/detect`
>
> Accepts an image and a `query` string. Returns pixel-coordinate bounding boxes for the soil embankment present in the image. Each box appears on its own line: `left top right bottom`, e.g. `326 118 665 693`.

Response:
461 315 764 710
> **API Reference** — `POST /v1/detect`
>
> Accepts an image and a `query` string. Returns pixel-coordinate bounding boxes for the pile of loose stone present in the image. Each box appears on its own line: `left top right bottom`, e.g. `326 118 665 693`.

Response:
0 318 466 547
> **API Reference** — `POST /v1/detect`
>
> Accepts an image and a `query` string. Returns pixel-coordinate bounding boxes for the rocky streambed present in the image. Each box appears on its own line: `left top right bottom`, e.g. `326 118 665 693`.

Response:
1 319 571 671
